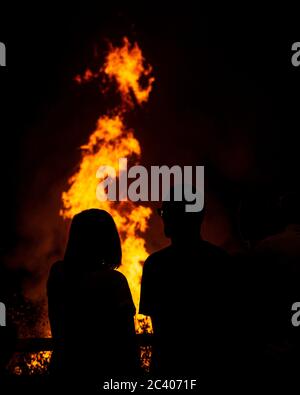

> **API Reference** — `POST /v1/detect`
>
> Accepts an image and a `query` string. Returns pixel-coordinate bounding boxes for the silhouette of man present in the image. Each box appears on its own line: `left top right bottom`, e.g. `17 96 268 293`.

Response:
140 186 236 385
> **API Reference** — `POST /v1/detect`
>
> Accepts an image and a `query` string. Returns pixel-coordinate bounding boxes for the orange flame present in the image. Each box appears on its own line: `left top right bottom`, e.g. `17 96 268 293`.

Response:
60 38 154 331
104 37 154 106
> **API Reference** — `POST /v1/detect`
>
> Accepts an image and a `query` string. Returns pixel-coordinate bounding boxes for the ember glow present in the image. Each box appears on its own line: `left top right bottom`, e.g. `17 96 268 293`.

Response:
60 38 154 330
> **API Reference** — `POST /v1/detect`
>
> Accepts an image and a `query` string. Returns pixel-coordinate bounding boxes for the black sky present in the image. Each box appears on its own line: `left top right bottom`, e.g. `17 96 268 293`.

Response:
0 6 299 260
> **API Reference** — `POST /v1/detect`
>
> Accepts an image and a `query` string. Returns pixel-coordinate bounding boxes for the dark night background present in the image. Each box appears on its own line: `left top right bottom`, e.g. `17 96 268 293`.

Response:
0 6 299 301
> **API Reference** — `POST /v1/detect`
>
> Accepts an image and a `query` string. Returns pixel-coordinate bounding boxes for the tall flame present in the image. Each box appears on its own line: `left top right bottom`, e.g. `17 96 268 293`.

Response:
60 38 154 330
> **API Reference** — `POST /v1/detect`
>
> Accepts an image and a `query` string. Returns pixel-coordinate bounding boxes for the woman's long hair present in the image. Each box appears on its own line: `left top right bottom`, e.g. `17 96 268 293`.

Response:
64 209 121 272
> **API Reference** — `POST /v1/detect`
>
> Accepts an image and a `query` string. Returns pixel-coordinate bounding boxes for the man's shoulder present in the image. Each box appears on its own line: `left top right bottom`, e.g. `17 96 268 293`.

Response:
143 246 175 275
144 245 173 266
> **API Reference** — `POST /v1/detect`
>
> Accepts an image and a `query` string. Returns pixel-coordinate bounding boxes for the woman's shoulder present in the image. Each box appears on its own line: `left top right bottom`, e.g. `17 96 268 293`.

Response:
100 270 135 310
99 269 129 289
82 268 128 290
110 269 127 282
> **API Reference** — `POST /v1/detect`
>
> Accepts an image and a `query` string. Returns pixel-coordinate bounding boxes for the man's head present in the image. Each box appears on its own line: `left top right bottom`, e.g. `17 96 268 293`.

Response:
158 185 204 244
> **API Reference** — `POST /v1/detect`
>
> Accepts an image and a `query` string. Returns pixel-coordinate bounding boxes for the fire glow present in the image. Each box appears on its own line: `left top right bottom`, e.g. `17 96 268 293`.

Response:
60 37 154 332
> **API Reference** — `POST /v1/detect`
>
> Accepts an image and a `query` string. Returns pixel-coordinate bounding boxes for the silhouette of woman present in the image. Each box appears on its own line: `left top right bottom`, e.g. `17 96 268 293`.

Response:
47 209 139 388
